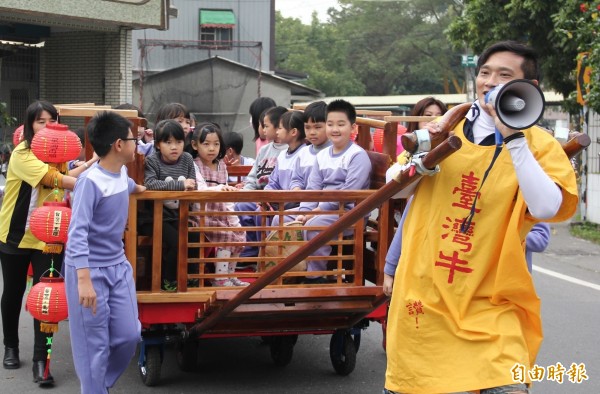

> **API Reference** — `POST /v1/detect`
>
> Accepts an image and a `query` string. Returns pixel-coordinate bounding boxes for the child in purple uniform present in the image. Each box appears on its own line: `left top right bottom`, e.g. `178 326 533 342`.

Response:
236 106 288 258
64 111 145 394
296 100 372 283
289 101 331 192
264 110 307 203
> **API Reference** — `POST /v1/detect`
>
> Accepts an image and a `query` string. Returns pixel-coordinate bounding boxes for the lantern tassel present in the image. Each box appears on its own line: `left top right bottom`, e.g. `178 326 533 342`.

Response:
43 244 63 254
44 338 52 380
40 322 59 333
44 356 50 380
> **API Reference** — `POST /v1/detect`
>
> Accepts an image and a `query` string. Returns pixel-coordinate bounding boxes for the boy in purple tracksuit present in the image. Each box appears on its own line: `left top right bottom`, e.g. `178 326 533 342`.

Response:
64 111 145 394
296 100 372 283
271 101 331 227
289 101 332 192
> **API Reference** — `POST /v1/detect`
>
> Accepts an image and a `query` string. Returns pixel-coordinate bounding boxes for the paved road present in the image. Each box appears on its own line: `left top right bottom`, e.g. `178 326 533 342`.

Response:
1 222 598 393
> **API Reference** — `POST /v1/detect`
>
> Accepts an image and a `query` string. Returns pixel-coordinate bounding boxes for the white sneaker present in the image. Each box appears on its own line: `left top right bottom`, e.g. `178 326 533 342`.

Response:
211 278 235 287
229 277 250 287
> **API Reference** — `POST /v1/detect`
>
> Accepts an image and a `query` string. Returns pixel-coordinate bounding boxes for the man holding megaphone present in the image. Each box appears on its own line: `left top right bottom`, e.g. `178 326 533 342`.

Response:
384 41 578 394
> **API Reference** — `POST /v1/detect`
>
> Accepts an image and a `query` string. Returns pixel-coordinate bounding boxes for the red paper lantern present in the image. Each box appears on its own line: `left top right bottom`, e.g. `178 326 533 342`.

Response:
30 201 71 253
26 276 68 333
31 123 81 163
12 125 24 146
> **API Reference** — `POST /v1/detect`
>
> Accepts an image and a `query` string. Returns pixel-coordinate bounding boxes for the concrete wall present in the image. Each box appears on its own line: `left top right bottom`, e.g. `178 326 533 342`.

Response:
133 60 291 158
39 29 132 127
0 0 167 30
132 0 272 74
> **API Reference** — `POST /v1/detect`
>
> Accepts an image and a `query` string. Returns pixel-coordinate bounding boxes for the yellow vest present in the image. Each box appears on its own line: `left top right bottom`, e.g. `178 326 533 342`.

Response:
0 143 66 250
385 122 578 393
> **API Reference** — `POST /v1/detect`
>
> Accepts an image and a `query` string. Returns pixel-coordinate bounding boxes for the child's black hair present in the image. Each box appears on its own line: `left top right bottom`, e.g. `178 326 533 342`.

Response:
87 111 133 157
264 106 288 131
304 101 327 123
155 103 190 124
249 97 276 140
279 111 306 141
23 100 58 148
191 122 227 163
326 99 357 124
73 127 85 145
258 108 270 128
223 131 244 155
153 119 186 152
114 103 145 118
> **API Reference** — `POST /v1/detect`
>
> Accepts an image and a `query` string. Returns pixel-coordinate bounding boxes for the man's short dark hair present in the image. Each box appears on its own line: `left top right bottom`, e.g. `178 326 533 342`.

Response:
327 99 357 124
477 41 541 81
304 101 327 123
223 131 244 155
87 111 132 157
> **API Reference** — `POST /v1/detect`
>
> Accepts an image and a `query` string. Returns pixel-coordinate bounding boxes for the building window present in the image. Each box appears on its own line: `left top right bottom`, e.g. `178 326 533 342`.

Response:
199 9 235 50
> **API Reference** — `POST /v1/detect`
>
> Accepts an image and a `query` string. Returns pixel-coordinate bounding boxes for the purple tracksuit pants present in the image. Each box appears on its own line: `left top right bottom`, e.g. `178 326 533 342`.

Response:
65 261 141 394
303 214 354 277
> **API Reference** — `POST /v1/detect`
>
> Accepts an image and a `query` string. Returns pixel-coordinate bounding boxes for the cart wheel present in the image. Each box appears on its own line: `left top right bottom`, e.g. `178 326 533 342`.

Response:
269 335 297 366
176 339 198 372
139 345 162 386
329 330 357 376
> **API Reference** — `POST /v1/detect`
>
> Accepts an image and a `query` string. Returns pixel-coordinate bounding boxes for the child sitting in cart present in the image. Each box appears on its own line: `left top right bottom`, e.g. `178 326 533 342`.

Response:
262 110 307 209
271 101 332 227
190 122 248 287
295 100 372 284
143 119 197 291
235 106 288 258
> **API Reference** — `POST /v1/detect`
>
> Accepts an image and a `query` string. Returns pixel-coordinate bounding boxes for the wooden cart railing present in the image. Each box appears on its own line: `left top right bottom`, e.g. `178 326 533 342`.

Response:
124 115 400 334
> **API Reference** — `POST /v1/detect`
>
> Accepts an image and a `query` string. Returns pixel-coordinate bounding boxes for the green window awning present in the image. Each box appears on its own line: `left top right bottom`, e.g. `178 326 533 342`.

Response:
199 9 235 27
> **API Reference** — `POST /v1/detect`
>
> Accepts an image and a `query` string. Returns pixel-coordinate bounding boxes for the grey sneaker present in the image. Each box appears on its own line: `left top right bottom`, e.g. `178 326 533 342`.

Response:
211 278 235 287
229 277 250 287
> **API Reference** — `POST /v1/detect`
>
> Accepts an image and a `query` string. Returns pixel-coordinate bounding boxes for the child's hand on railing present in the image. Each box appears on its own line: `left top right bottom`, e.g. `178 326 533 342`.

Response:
220 185 237 192
183 179 196 190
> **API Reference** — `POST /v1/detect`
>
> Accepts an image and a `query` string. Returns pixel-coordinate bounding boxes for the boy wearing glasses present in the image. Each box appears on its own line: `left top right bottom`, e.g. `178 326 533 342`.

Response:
64 111 145 394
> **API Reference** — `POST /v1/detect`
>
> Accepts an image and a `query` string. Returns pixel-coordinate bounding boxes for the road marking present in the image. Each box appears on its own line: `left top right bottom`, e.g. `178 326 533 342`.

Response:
533 265 600 291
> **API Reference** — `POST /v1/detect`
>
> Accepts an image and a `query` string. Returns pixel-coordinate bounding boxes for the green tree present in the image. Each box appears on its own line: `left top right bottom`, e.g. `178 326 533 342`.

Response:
0 101 16 146
553 1 600 112
446 0 582 113
330 0 464 95
275 0 465 96
275 11 365 96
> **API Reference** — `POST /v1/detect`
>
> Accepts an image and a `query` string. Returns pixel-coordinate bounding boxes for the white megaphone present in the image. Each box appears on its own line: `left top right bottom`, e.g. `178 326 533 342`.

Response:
485 79 545 130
